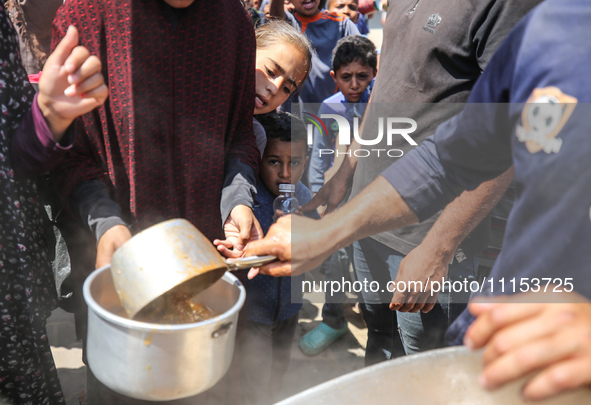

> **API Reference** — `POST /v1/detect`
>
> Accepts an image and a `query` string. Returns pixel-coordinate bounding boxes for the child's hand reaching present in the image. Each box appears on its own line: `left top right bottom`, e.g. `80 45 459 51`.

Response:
214 204 263 258
37 25 108 142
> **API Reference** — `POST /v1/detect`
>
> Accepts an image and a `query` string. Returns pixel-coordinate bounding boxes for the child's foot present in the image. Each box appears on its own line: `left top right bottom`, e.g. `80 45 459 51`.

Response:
299 322 348 356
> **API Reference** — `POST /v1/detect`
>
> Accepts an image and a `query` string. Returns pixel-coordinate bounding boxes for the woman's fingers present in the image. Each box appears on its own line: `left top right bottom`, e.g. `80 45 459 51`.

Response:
49 25 79 67
65 72 103 97
62 45 91 76
66 54 102 85
78 81 108 104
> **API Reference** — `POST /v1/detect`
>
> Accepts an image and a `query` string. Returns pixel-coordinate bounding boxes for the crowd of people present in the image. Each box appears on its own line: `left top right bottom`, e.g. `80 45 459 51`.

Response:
2 0 591 404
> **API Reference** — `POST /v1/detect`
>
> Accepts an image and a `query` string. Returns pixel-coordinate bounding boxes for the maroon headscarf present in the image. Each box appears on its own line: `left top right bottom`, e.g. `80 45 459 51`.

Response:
52 0 258 240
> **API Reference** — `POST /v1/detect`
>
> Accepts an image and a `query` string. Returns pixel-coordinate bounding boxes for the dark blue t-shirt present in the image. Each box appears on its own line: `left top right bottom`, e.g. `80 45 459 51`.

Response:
245 180 319 324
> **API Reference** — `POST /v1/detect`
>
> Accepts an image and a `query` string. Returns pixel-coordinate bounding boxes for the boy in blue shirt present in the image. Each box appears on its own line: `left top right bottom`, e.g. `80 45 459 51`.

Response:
308 35 377 193
240 110 319 405
269 0 359 111
300 35 377 356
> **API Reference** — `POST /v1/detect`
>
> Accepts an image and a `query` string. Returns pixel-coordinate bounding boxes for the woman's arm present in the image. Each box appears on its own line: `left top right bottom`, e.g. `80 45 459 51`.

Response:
11 25 107 176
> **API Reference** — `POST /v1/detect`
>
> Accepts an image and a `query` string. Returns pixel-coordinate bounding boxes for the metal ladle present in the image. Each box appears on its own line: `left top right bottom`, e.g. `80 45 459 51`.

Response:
110 219 276 319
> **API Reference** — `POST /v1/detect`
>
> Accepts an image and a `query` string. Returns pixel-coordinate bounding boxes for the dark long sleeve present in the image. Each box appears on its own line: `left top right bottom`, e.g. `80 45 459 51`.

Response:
220 158 258 223
382 14 522 221
11 94 75 177
71 179 127 243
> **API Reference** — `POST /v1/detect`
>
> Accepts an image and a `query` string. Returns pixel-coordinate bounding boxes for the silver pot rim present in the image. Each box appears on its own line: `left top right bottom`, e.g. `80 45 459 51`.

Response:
83 265 246 333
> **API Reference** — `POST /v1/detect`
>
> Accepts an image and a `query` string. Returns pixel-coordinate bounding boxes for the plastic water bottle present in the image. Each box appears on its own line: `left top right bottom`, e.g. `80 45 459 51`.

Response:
273 183 299 222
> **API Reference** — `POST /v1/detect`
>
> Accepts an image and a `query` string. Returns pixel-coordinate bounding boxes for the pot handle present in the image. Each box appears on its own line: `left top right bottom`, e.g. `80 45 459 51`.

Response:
225 255 277 271
212 322 233 338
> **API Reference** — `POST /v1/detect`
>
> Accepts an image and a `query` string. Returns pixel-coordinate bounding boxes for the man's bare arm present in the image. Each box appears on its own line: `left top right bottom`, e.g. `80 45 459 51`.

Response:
246 176 420 276
391 167 514 313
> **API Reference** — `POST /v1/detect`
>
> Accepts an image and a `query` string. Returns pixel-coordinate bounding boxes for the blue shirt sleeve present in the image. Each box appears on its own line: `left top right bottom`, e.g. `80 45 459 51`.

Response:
296 182 321 219
308 124 332 193
356 14 370 35
308 102 338 192
381 15 528 221
284 10 301 30
342 16 360 36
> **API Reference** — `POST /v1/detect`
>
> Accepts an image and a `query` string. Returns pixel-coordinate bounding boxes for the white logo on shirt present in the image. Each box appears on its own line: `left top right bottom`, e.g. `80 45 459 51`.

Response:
427 14 441 28
423 13 442 34
516 87 577 155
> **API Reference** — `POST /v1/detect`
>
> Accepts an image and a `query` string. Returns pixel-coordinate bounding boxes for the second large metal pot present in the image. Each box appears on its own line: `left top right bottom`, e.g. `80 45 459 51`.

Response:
278 346 591 404
83 265 245 401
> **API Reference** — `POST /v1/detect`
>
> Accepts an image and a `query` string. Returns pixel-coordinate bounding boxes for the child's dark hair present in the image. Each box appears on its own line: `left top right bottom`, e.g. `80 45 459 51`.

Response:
256 20 313 91
256 110 308 144
332 35 377 73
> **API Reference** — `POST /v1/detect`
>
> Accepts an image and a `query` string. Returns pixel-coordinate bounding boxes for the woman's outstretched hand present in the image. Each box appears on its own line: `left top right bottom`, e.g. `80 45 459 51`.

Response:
37 25 108 141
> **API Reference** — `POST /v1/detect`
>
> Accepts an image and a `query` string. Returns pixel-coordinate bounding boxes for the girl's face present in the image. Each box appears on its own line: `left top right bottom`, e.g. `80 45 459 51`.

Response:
254 44 307 115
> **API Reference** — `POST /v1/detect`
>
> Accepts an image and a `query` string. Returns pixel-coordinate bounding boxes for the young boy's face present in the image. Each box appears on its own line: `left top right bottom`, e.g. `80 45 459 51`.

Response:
331 60 376 103
328 0 360 23
260 138 308 197
291 0 321 17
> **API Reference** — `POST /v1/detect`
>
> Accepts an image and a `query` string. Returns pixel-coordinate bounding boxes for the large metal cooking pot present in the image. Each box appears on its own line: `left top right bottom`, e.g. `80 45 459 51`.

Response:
83 265 245 401
110 218 273 319
278 347 591 404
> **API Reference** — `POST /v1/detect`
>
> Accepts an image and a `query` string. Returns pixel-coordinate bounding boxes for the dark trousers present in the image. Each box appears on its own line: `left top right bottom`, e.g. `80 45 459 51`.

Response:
353 238 477 363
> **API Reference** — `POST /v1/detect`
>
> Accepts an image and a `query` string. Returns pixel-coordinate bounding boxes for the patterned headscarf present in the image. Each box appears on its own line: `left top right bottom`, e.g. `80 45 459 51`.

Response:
51 0 259 239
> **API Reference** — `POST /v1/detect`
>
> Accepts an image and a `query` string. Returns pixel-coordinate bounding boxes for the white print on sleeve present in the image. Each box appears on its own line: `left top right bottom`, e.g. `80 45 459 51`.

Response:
516 87 577 155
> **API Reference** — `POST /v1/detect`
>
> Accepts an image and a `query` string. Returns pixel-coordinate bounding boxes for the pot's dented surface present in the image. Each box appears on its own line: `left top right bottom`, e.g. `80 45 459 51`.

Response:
83 266 245 401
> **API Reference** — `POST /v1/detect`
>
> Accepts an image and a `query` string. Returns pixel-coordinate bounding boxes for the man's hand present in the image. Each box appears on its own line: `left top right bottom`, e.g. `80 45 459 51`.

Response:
95 225 132 269
243 215 292 279
246 176 419 279
214 205 263 259
38 25 108 141
389 242 451 314
464 292 591 401
243 214 332 279
301 163 353 215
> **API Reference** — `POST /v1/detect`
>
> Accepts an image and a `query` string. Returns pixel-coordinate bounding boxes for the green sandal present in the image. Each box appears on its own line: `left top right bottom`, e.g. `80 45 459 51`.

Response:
299 322 348 356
